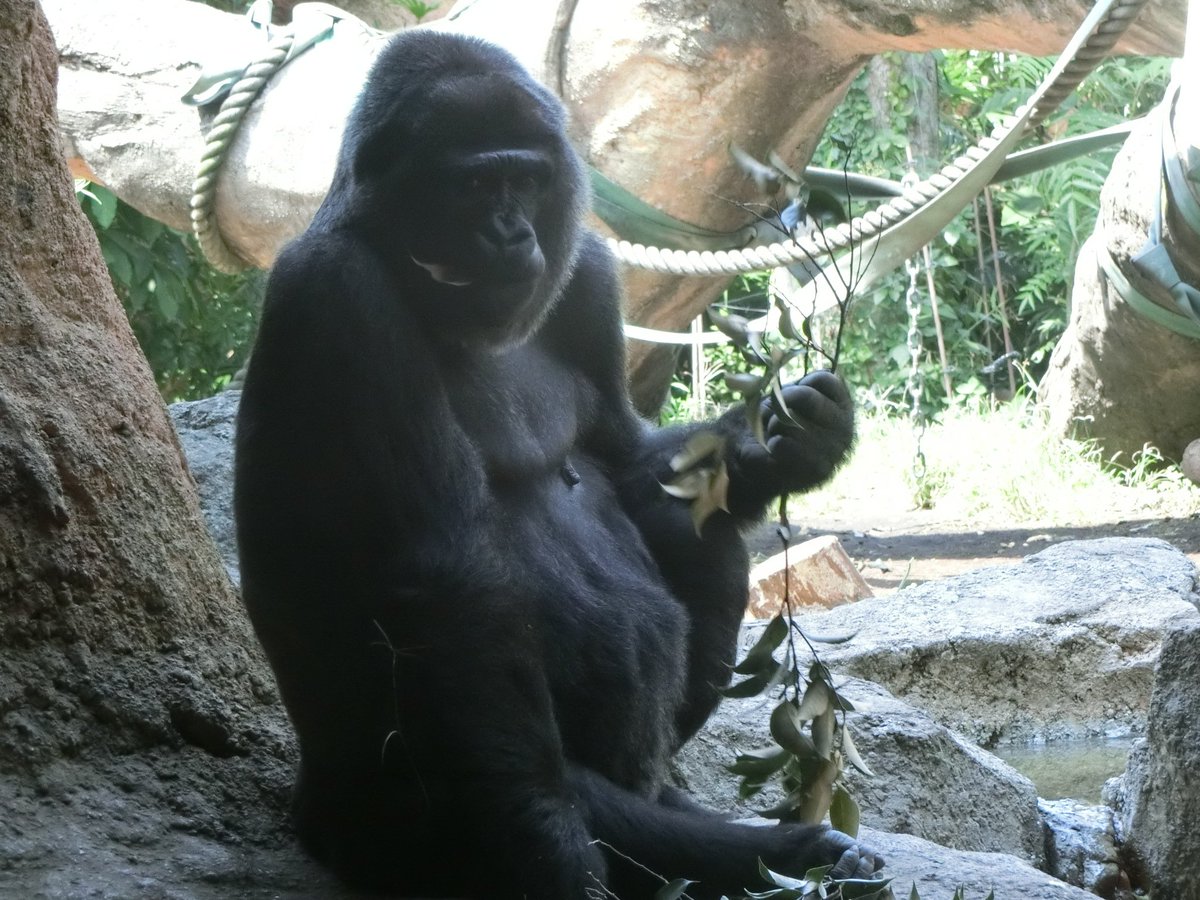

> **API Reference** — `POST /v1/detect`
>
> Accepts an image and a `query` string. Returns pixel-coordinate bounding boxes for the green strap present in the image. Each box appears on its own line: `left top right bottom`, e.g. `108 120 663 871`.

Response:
591 123 1137 255
1102 242 1200 340
1124 82 1200 338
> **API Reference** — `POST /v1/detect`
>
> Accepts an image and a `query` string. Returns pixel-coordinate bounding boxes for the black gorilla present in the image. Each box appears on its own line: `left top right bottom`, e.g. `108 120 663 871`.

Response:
234 28 880 899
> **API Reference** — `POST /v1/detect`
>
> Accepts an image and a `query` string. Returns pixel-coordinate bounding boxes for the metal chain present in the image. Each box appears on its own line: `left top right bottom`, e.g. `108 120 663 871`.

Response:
902 171 928 489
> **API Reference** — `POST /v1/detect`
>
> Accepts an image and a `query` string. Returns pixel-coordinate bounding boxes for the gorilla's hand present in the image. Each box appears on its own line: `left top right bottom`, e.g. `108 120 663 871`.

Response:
729 370 854 502
764 824 885 883
819 827 886 880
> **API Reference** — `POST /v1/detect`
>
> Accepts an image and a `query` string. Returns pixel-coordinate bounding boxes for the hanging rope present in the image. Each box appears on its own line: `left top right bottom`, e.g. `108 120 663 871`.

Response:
190 30 296 274
188 0 1146 280
606 0 1149 278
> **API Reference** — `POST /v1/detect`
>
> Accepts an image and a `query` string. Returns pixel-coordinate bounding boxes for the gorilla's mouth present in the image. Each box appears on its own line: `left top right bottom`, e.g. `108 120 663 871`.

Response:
412 257 475 287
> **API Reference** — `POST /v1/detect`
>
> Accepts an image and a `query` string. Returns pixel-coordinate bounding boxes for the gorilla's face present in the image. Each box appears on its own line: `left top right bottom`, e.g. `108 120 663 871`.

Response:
349 63 586 350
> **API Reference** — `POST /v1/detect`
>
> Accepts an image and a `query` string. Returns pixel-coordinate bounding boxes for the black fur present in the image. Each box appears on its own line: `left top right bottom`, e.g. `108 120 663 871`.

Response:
234 29 878 899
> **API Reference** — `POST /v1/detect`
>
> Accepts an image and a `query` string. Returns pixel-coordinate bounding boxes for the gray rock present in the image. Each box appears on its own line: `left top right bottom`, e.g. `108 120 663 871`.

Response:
863 827 1098 900
1039 798 1127 897
170 392 241 584
1114 622 1200 900
779 539 1200 744
675 677 1045 864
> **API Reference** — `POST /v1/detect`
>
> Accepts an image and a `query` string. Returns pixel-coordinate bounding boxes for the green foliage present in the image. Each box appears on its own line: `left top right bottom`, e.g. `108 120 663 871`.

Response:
389 0 441 20
77 183 263 402
677 52 1171 422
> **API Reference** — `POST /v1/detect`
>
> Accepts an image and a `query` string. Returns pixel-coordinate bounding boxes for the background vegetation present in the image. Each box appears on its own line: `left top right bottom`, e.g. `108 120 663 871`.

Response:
667 51 1171 422
77 47 1170 410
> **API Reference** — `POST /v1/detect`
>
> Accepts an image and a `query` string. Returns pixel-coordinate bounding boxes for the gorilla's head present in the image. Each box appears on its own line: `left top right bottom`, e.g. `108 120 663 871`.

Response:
320 31 589 350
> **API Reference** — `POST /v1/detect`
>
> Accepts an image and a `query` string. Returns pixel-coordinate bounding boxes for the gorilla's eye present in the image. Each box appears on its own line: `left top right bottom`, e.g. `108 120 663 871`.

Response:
513 173 539 194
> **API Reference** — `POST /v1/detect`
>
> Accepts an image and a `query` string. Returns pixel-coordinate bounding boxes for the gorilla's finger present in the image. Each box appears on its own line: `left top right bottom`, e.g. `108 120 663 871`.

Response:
767 384 852 434
829 846 863 880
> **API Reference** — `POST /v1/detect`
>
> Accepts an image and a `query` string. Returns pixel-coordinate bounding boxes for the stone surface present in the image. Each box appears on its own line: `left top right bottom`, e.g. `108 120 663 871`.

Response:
674 676 1045 863
781 539 1200 744
746 534 873 618
1183 437 1200 486
863 827 1098 900
1111 622 1200 900
1040 798 1128 897
170 391 242 584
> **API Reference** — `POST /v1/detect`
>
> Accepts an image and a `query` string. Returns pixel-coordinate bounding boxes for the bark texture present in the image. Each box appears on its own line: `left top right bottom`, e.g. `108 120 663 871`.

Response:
0 4 332 895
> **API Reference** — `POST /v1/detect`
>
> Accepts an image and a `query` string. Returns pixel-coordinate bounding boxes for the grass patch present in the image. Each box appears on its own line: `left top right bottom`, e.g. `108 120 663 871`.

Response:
789 399 1199 530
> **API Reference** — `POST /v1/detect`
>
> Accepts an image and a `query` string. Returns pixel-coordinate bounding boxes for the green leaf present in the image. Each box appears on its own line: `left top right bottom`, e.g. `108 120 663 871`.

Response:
841 726 874 777
770 700 818 758
829 785 860 837
794 678 832 721
757 860 813 891
733 615 789 675
812 708 835 760
728 746 789 779
722 660 787 698
725 371 765 395
100 243 133 286
707 306 752 348
838 877 894 899
85 183 119 229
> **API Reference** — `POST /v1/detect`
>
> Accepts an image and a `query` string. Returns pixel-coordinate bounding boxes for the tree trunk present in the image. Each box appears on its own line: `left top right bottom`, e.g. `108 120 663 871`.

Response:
0 3 345 894
42 0 1187 411
1041 3 1200 462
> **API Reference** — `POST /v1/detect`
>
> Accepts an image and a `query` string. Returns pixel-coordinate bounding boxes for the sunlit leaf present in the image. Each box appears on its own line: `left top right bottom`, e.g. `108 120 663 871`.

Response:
654 877 695 899
802 630 859 645
794 678 832 721
841 726 874 777
757 860 813 891
812 708 835 760
668 430 724 473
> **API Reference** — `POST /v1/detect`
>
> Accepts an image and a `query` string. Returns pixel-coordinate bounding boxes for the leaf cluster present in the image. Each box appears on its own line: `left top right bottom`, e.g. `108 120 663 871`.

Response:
726 615 869 835
77 183 263 402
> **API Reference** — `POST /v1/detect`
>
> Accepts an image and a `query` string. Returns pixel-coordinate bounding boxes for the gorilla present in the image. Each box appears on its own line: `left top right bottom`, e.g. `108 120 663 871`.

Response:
234 28 880 900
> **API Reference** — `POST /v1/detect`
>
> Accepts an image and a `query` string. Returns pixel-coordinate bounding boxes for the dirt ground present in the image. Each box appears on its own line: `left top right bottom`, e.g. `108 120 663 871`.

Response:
750 509 1200 593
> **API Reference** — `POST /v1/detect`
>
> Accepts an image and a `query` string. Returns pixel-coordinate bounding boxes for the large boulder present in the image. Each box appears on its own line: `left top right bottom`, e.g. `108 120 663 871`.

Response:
1041 110 1200 464
780 539 1200 744
864 828 1098 900
675 677 1045 864
1107 622 1200 900
1039 798 1127 897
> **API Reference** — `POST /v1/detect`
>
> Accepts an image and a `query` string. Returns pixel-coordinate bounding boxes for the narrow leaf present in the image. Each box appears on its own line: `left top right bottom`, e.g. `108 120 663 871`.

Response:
841 726 874 777
654 878 695 900
812 708 835 760
733 615 788 675
669 430 724 473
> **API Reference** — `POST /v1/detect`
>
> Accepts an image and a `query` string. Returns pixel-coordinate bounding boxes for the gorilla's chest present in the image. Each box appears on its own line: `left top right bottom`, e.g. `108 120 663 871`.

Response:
442 346 688 780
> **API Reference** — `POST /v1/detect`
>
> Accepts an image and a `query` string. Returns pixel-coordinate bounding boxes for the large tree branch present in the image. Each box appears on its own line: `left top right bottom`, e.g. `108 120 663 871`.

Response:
44 0 1188 409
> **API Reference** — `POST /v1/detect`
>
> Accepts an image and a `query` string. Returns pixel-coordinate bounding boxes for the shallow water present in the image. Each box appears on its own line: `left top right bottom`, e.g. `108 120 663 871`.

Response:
993 736 1134 803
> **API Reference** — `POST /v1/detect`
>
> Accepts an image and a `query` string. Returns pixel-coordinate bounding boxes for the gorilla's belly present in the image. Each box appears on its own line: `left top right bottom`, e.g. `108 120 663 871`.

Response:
492 459 689 789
